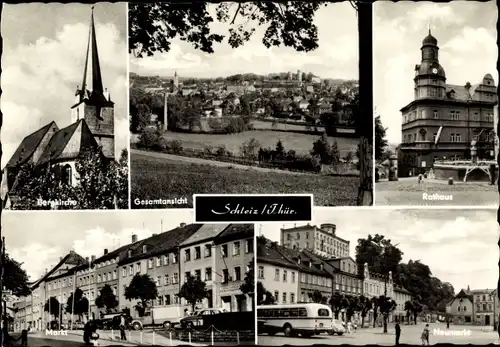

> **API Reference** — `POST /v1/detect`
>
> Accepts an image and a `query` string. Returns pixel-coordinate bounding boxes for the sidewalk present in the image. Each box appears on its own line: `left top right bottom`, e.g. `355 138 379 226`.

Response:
76 329 206 346
29 329 206 346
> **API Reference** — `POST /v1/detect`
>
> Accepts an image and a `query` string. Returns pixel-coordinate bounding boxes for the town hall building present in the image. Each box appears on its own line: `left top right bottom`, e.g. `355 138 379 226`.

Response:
399 30 497 175
2 8 115 208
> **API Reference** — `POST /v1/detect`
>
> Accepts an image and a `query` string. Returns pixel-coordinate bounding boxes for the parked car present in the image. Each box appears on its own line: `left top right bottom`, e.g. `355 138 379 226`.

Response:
180 308 228 329
130 307 185 330
96 313 130 330
328 319 346 336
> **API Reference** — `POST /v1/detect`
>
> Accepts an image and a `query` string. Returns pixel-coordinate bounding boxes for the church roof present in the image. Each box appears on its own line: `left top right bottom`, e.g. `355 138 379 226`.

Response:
5 121 58 168
36 119 98 165
73 6 112 108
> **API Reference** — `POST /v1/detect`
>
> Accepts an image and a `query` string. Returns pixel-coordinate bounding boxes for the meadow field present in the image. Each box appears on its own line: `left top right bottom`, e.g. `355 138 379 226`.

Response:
131 152 359 207
164 130 359 157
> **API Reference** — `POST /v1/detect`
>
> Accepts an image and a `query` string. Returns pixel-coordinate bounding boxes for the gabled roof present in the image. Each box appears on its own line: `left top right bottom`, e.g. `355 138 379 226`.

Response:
257 239 299 270
278 246 328 276
214 224 253 245
31 251 86 290
453 289 473 302
180 224 228 247
36 119 98 165
119 224 203 265
6 122 58 168
445 84 471 101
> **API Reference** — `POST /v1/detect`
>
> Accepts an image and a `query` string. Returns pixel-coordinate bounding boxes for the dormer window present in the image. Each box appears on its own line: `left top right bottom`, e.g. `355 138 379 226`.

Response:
128 250 132 258
142 245 147 253
297 256 301 265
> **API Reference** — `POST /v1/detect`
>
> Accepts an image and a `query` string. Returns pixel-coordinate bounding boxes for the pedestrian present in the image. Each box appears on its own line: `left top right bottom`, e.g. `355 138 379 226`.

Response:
395 320 401 346
119 315 127 341
421 323 430 346
347 320 352 334
446 317 450 329
418 174 423 184
184 308 190 317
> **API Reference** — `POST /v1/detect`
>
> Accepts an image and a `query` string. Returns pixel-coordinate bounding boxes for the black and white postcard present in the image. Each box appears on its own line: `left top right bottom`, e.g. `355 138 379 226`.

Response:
373 1 498 206
0 3 129 210
256 208 497 345
2 210 255 345
128 2 365 209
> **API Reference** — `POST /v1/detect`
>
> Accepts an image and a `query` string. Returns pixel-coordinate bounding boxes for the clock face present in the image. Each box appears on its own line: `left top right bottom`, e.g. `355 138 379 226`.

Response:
432 68 438 74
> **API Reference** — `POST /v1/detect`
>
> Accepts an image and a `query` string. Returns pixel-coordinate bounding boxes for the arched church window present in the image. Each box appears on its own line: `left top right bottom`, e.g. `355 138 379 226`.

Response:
62 164 72 185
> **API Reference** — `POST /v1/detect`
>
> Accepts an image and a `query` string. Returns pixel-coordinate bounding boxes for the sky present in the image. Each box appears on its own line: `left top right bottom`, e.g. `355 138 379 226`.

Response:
130 2 358 80
374 1 498 144
1 3 128 168
2 209 193 282
260 207 498 293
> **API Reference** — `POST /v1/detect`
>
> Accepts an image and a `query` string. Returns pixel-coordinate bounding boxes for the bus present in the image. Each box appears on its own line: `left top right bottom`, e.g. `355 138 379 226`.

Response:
257 303 334 338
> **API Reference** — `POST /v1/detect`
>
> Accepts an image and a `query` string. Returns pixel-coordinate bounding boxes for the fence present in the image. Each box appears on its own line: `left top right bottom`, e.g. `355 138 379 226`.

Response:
98 326 254 345
134 143 359 176
174 325 255 344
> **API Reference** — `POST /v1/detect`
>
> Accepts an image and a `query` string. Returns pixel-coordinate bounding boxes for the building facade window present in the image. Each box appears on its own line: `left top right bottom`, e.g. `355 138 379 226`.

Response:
205 244 212 257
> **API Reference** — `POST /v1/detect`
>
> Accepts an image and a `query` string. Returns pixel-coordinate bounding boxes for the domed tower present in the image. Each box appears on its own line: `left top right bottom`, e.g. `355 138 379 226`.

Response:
413 29 447 100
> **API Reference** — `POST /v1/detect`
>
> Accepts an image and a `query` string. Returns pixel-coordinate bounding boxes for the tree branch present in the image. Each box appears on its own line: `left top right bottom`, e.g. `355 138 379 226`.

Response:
230 3 242 25
274 3 285 20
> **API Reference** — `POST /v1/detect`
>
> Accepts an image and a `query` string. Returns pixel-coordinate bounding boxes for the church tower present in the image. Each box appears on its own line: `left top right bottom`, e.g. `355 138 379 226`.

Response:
71 6 115 160
173 70 179 91
413 29 447 100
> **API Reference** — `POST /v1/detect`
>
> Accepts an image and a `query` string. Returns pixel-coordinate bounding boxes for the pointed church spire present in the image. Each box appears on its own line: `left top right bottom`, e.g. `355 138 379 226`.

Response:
80 5 104 99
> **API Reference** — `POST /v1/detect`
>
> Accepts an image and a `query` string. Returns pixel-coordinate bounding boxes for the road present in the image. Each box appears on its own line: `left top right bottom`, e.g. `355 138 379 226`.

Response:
7 332 128 347
131 149 315 176
375 177 498 206
257 323 499 345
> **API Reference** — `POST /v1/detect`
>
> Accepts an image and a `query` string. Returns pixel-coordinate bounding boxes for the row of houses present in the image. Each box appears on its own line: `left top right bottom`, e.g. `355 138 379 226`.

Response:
12 223 254 332
258 224 412 324
446 287 500 326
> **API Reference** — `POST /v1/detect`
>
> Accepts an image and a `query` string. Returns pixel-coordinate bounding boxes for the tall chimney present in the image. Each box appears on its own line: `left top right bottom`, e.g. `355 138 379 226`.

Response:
104 249 108 255
59 257 63 261
163 92 168 131
91 255 96 262
152 233 157 236
180 222 186 228
132 234 138 243
85 257 89 263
